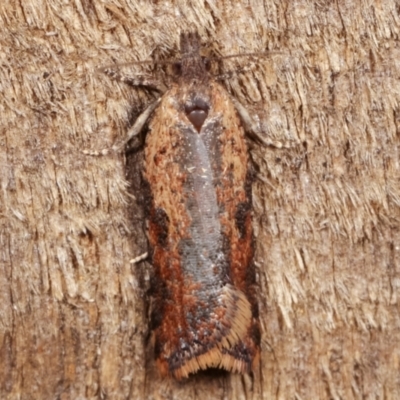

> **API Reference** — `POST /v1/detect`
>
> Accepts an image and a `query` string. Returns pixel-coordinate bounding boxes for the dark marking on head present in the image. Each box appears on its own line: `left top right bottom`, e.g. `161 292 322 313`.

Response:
172 61 182 76
202 57 211 71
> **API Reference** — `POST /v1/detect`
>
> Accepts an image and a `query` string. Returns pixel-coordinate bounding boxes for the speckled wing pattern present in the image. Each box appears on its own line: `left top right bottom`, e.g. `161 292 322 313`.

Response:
144 32 260 379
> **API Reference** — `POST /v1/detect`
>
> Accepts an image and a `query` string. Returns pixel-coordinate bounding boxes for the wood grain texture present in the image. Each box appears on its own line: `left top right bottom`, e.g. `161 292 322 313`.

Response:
1 0 400 399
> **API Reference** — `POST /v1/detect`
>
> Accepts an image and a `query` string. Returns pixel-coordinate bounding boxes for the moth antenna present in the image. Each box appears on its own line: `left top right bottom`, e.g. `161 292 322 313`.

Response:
98 60 157 71
213 63 258 81
98 57 186 73
97 51 281 78
97 66 167 93
211 51 283 80
207 50 282 63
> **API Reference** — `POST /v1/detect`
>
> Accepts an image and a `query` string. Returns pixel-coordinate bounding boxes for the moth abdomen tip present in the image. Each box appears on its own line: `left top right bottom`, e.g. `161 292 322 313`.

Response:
155 285 258 379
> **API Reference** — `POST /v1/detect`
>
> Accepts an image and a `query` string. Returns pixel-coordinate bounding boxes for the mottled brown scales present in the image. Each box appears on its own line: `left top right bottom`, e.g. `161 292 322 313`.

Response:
142 32 260 379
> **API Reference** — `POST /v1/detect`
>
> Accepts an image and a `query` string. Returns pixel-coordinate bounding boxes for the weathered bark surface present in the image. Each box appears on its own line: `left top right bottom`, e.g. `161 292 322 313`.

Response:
1 1 400 399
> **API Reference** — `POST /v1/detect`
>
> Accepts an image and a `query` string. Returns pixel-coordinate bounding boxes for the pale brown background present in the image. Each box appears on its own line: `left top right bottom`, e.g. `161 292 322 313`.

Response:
1 0 400 399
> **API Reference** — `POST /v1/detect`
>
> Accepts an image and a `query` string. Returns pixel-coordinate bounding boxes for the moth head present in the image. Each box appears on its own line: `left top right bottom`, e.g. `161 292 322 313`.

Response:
176 31 210 81
172 57 211 78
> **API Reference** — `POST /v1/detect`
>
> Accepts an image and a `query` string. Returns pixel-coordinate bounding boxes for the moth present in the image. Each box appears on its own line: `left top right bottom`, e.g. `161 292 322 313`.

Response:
92 31 272 379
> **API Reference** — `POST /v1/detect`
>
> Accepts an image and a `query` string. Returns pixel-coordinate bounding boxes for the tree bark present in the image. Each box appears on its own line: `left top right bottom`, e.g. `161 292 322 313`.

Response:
1 1 400 399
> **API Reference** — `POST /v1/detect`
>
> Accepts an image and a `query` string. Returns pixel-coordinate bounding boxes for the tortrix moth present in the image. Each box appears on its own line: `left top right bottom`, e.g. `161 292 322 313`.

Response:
95 31 264 379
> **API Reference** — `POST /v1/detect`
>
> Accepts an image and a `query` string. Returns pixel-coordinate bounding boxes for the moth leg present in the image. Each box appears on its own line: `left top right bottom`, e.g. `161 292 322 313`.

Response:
119 98 161 149
83 98 161 156
130 252 148 264
229 96 285 148
100 67 167 93
216 63 296 148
